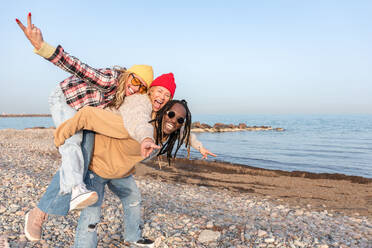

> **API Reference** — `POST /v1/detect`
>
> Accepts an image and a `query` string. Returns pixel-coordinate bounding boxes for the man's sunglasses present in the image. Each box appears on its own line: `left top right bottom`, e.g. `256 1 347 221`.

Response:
166 111 185 124
130 73 147 93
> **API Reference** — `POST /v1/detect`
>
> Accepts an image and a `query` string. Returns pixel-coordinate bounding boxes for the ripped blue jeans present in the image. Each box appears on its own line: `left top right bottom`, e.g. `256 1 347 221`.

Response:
74 172 142 247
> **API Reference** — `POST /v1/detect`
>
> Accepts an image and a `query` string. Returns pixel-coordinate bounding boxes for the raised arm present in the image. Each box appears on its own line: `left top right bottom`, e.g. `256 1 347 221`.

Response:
180 126 217 159
16 13 118 91
54 106 129 147
190 133 216 159
190 133 217 159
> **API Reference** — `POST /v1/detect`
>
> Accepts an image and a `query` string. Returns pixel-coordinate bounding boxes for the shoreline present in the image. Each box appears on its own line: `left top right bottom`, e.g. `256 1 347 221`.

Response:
0 127 369 181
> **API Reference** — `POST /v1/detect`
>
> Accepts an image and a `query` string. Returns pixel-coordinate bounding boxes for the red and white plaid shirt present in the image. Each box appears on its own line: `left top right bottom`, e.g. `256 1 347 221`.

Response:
47 45 122 110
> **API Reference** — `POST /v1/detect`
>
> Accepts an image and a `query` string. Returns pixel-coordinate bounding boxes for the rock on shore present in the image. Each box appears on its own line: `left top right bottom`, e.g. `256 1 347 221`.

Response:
191 122 284 133
0 129 370 247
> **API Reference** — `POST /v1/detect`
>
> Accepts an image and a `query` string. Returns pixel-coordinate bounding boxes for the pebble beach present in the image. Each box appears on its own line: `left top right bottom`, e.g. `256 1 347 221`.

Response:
0 129 371 248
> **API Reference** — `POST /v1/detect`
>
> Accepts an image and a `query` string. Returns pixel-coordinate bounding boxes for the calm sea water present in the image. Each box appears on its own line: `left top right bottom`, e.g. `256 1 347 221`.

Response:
1 115 371 178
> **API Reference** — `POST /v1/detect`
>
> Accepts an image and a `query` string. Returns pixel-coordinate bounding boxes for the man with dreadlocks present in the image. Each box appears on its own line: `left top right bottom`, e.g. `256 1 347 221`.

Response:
50 99 207 247
150 99 193 164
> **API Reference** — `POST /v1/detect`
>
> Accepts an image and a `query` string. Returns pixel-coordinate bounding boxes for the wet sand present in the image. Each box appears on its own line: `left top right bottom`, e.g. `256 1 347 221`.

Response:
137 158 372 218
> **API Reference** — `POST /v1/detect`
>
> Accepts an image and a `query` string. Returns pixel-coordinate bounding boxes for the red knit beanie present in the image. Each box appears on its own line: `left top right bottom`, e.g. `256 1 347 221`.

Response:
150 73 176 98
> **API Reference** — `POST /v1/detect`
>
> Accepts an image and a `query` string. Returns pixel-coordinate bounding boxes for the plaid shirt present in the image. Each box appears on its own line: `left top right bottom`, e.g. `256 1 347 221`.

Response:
47 45 121 110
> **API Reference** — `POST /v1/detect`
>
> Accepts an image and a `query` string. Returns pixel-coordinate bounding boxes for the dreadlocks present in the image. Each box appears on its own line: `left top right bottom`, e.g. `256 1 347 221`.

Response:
150 99 192 165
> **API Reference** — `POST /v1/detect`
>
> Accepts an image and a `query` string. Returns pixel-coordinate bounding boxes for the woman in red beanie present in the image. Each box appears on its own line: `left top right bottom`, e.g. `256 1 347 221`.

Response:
148 73 176 112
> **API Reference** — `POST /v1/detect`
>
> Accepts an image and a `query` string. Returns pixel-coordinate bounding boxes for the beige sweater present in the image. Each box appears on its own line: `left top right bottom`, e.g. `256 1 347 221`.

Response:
109 94 154 143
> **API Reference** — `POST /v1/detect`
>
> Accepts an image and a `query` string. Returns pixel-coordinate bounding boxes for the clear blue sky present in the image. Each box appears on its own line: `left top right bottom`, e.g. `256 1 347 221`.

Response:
1 0 371 114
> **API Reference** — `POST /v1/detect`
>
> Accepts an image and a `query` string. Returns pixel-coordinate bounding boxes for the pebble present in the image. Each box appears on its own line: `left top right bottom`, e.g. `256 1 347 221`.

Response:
0 129 371 247
206 220 214 228
258 229 268 237
264 237 275 243
198 230 221 243
318 245 329 248
295 209 304 216
294 240 306 247
0 206 6 214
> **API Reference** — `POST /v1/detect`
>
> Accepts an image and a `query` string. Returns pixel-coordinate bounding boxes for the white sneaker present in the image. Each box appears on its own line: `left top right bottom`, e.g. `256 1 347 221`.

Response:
132 238 154 248
70 184 98 211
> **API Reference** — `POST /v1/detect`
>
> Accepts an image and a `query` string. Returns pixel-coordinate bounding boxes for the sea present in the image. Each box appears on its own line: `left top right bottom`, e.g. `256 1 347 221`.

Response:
1 114 371 178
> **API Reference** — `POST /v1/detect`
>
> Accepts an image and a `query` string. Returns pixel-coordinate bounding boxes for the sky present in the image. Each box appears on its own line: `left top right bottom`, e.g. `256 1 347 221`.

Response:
1 0 372 115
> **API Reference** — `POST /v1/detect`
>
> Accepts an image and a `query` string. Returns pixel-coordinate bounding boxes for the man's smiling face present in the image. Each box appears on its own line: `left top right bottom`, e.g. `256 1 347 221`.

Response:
162 103 186 135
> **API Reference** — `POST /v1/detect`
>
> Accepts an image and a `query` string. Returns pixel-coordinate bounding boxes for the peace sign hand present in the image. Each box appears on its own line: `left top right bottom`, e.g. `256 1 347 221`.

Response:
16 13 44 50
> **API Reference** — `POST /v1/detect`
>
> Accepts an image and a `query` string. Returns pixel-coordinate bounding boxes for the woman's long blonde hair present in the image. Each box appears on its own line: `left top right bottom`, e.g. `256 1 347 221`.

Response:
106 67 132 109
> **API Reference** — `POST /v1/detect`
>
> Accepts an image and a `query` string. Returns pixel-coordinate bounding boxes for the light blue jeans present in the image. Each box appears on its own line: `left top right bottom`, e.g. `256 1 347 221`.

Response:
49 86 84 194
74 172 142 247
38 131 142 245
37 131 95 215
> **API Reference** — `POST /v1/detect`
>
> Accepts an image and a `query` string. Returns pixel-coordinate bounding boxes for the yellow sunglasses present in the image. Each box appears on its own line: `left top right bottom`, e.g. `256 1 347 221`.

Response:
130 73 147 93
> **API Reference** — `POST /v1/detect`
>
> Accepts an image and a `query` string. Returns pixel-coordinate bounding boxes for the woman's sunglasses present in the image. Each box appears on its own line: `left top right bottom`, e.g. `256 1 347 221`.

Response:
166 111 185 124
130 73 147 93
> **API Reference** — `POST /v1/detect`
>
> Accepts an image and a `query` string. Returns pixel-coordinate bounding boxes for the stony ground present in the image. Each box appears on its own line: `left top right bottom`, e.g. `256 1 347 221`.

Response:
0 129 371 247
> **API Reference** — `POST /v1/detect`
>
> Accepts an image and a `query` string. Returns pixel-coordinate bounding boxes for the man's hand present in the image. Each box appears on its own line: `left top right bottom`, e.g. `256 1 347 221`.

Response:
16 13 44 50
199 147 217 159
141 138 161 158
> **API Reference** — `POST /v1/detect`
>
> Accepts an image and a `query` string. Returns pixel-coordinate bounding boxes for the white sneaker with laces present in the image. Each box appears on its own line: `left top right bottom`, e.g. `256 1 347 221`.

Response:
70 184 98 211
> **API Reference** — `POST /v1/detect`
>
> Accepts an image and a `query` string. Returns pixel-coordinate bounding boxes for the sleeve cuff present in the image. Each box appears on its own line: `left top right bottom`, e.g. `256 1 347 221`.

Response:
140 136 155 143
33 42 56 58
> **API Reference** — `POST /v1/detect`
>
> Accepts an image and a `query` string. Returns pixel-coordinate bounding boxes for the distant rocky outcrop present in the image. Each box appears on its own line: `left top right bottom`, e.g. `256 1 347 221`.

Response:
191 121 284 133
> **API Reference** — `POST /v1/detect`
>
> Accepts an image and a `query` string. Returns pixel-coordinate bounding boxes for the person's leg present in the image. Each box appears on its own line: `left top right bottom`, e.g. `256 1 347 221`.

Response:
109 176 154 247
108 175 142 242
48 86 85 194
25 131 95 241
37 171 70 215
81 131 95 176
74 170 107 248
37 131 96 215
